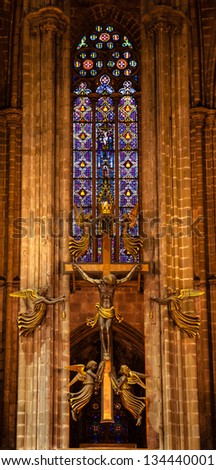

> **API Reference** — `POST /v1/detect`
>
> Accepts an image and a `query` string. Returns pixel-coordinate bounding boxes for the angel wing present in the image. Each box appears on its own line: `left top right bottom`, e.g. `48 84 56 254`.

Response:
64 364 86 374
74 203 85 227
64 364 86 387
10 288 39 301
122 232 143 259
122 203 139 228
128 203 139 228
121 204 143 258
178 289 205 300
128 370 146 389
70 204 91 260
69 233 90 260
73 203 92 227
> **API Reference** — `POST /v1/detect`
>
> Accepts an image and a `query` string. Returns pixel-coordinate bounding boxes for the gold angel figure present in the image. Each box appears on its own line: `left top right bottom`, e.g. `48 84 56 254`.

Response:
151 287 205 337
69 203 92 260
110 365 147 426
65 360 105 421
10 286 66 336
121 204 144 259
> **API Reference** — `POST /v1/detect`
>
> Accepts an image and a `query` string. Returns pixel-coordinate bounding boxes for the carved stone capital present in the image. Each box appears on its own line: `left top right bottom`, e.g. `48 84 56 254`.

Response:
27 6 69 37
0 108 22 127
190 108 216 130
142 6 187 38
190 107 207 129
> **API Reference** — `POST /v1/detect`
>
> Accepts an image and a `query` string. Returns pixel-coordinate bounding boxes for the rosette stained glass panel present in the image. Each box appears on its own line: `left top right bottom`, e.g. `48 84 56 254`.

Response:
72 24 138 85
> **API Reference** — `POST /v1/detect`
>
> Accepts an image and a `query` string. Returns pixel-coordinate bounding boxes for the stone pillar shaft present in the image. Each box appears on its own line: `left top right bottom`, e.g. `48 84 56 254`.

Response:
142 5 200 450
0 109 22 449
17 6 70 450
191 108 216 448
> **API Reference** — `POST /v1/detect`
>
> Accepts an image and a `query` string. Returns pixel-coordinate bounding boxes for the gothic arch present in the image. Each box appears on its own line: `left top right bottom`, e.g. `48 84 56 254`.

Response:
70 5 141 53
69 321 146 448
70 321 144 367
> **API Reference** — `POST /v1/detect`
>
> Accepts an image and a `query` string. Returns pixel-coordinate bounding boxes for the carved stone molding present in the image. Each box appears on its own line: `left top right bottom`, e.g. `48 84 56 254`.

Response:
205 110 215 129
0 108 22 127
190 107 207 129
27 6 69 37
142 6 187 38
190 108 216 129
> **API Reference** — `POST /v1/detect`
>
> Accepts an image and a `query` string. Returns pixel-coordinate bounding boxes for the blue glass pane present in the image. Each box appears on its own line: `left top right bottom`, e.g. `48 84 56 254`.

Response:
106 25 114 32
119 179 138 207
96 96 114 122
73 151 92 179
118 96 137 121
119 151 138 178
73 96 92 121
73 123 92 150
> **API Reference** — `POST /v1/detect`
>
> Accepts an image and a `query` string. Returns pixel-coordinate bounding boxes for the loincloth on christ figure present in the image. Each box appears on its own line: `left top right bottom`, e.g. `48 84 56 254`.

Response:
86 303 123 327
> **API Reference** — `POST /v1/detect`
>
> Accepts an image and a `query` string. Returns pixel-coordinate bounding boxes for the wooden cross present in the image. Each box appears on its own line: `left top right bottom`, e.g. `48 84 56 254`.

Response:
63 233 150 423
63 234 150 286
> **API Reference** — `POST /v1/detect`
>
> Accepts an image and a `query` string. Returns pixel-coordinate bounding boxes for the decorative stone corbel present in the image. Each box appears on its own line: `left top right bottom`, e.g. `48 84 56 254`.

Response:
142 5 188 38
27 6 69 37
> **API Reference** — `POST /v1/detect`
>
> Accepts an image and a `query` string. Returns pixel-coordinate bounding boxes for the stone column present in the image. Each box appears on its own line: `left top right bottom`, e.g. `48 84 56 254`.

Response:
202 110 216 448
0 109 22 449
17 6 70 450
190 108 216 449
142 5 200 449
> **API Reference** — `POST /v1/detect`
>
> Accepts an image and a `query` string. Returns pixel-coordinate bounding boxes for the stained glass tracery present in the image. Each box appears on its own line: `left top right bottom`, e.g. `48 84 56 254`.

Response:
72 25 140 263
73 24 138 83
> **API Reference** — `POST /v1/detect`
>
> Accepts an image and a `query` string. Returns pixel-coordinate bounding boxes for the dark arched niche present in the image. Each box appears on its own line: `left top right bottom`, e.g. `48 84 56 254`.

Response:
69 322 146 448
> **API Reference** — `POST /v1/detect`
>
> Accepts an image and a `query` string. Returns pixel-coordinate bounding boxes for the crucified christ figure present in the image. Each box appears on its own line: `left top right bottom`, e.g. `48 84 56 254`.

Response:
73 264 141 359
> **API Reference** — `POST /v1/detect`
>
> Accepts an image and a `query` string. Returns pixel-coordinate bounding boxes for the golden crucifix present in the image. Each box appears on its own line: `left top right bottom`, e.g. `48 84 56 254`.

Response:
64 232 148 422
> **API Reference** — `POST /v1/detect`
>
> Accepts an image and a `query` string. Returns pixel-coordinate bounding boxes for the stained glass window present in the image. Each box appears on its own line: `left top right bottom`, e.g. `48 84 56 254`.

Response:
72 24 140 263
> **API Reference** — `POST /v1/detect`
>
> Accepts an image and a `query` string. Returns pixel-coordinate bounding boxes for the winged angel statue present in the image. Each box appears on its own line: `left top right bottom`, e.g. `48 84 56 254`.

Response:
110 365 147 426
65 361 105 421
151 287 205 337
10 286 66 336
121 203 144 259
69 203 92 260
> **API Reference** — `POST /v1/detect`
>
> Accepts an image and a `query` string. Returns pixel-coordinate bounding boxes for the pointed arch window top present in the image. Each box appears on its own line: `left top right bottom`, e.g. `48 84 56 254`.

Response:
73 24 138 90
